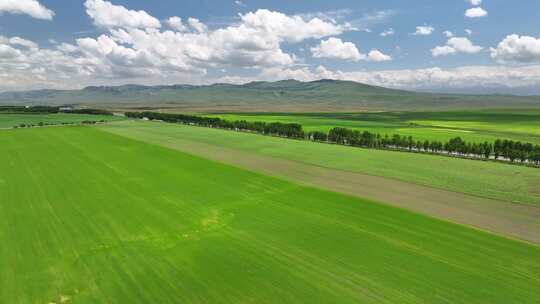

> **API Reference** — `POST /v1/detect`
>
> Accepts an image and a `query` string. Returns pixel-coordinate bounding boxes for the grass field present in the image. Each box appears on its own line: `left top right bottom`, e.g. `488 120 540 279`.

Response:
101 121 540 205
0 113 126 129
209 110 540 145
1 126 539 303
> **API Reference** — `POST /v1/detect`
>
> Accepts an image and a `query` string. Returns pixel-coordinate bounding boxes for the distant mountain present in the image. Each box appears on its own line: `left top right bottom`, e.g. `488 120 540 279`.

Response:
1 79 540 111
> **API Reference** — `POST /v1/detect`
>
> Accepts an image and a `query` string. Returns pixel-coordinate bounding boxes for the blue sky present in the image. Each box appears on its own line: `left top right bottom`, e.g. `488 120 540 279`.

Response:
1 0 540 93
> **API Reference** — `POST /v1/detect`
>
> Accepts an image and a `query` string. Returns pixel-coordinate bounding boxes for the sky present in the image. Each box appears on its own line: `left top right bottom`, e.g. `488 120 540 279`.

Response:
1 0 540 93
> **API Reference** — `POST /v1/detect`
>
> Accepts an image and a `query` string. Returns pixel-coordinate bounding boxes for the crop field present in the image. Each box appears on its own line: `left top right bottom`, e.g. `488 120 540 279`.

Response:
101 121 540 206
1 126 539 304
209 110 540 145
0 113 126 129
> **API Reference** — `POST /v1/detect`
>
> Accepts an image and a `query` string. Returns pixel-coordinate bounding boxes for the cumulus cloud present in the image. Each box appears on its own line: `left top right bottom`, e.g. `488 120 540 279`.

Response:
250 64 540 92
57 43 78 53
0 3 356 91
490 34 540 63
432 37 483 56
341 65 540 90
84 0 161 29
8 37 38 49
7 0 537 93
443 31 454 38
187 18 208 33
413 25 434 36
380 28 395 37
0 0 54 20
0 35 102 91
311 38 363 61
465 7 488 18
166 17 187 32
217 64 540 93
241 9 346 42
367 50 392 62
0 44 22 59
311 38 391 62
467 0 482 5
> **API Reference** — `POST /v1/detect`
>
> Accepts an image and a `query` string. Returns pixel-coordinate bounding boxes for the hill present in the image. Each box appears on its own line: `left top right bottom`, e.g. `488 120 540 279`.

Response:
1 79 540 112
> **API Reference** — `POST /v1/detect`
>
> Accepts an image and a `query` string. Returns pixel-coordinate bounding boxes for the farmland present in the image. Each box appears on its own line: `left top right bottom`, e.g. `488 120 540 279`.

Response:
1 126 539 303
100 120 540 206
4 1 540 302
209 110 540 145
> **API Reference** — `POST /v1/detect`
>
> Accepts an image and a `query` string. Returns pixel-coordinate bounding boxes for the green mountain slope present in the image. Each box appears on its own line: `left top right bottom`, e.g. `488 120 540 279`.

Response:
1 79 540 111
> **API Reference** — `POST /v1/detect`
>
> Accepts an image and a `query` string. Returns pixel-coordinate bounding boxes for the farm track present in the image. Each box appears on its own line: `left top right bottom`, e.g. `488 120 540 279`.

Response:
99 123 540 245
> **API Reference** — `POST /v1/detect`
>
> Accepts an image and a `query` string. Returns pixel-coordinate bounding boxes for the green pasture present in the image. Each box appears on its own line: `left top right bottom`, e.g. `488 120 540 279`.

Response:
1 126 539 303
101 121 540 205
208 110 540 144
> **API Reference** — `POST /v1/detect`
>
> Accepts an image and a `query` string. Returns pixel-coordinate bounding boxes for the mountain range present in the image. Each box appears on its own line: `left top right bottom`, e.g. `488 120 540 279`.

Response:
1 79 539 112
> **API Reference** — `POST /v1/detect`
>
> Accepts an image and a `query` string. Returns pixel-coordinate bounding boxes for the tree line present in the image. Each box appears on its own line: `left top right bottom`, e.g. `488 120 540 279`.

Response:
14 120 108 129
0 106 113 115
125 111 304 138
126 111 540 167
0 106 60 113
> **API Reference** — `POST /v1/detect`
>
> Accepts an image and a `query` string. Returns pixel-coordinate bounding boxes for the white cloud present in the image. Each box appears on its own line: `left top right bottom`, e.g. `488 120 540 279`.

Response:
84 0 161 29
367 50 392 62
311 38 391 62
311 38 363 61
235 1 245 7
0 44 22 59
249 64 540 92
3 33 540 93
341 65 540 90
0 0 54 20
432 37 483 56
9 37 38 49
465 7 488 18
241 9 345 42
413 25 434 36
380 28 395 37
187 18 208 33
490 34 540 63
57 43 78 53
0 5 357 91
0 36 100 91
12 2 535 93
443 31 454 38
216 64 540 93
467 0 482 5
166 17 187 32
465 29 473 35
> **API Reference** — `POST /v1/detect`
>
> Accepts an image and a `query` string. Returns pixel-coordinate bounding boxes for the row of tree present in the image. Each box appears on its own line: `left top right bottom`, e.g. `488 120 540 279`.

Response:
125 111 304 138
0 106 60 113
14 120 108 129
0 106 113 115
318 128 540 164
126 111 540 166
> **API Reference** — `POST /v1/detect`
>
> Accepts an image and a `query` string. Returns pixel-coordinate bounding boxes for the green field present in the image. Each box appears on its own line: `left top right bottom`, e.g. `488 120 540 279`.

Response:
0 113 126 129
1 126 539 303
101 121 540 205
209 110 540 145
